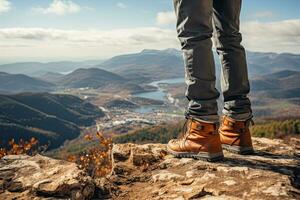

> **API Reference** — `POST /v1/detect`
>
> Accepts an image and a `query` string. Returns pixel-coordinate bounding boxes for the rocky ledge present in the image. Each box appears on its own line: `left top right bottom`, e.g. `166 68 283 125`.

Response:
0 137 299 200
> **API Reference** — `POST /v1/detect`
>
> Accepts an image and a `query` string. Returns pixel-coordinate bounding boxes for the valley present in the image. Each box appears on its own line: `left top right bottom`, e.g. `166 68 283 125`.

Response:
56 81 184 134
0 48 299 152
0 93 104 149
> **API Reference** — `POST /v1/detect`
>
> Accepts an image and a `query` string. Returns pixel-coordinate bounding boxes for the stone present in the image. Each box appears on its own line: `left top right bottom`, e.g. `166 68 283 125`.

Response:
0 137 299 200
223 180 237 186
93 177 113 199
179 179 195 185
216 166 249 173
107 137 300 199
131 153 158 166
262 182 289 197
112 143 133 162
185 170 198 178
0 154 95 200
112 143 166 166
130 143 167 166
152 170 185 182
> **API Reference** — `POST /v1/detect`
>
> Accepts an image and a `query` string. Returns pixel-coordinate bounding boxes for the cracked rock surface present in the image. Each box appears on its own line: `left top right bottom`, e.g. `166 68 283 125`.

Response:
0 137 299 199
0 154 98 200
111 137 300 200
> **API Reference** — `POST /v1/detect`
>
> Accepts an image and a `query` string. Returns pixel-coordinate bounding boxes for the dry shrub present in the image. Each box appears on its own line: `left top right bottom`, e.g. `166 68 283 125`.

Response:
0 132 113 178
68 132 113 178
0 137 39 158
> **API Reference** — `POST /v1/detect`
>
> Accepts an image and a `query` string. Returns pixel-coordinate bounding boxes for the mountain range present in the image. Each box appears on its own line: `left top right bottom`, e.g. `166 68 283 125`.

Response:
0 60 104 76
251 70 300 91
0 93 104 149
96 49 300 82
97 49 184 83
251 70 300 99
0 72 55 94
2 48 299 81
0 48 299 150
56 68 126 88
1 48 298 94
247 52 300 76
0 68 135 93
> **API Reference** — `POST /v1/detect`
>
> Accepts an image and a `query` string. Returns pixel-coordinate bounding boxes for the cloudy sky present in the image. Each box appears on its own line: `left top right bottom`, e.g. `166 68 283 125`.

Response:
0 0 300 63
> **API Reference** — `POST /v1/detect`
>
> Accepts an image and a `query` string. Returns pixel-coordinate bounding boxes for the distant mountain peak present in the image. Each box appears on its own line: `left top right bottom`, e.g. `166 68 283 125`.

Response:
57 67 125 88
141 48 180 56
140 49 160 54
162 48 181 54
0 72 54 94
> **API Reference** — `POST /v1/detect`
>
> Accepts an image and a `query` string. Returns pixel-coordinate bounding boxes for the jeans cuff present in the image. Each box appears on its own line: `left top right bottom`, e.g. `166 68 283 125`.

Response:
223 113 253 121
185 112 219 123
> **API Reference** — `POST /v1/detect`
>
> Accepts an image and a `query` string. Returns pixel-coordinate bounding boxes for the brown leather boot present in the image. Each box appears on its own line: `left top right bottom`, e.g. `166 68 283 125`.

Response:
167 118 224 162
219 116 254 155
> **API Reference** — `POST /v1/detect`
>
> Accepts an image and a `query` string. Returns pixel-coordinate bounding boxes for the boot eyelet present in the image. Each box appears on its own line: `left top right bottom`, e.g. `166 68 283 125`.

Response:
197 125 204 130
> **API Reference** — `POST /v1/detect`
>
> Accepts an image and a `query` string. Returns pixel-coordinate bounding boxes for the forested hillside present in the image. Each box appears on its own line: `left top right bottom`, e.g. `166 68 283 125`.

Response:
113 119 300 144
0 93 104 149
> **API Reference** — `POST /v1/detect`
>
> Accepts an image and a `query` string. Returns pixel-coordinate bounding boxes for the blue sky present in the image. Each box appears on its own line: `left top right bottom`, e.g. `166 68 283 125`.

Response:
2 0 300 29
0 0 299 62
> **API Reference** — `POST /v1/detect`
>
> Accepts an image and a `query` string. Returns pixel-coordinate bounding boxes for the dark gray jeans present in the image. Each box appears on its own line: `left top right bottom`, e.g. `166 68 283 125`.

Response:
174 0 252 122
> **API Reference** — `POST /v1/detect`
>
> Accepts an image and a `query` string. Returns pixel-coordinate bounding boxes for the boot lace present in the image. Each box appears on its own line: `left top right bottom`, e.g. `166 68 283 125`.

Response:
177 118 190 142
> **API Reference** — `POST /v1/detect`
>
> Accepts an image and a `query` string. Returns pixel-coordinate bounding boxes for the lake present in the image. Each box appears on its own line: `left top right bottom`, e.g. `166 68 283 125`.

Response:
133 77 184 101
133 77 184 113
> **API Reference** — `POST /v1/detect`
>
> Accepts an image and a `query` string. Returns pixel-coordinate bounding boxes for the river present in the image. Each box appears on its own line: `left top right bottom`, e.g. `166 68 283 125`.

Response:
133 77 184 101
133 77 184 113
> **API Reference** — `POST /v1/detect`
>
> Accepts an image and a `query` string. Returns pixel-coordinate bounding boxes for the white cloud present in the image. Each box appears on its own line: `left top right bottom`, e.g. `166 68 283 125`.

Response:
0 0 11 14
0 27 177 44
0 27 178 60
0 19 300 61
240 19 300 53
116 2 126 9
156 11 176 26
34 0 80 15
251 11 274 19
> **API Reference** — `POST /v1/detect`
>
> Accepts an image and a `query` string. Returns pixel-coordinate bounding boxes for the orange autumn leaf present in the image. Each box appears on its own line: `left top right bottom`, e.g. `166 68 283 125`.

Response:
0 137 39 159
68 132 113 178
84 134 93 141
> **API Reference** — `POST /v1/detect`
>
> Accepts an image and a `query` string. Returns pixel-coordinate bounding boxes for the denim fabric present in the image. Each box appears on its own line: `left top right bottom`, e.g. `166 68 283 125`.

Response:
174 0 252 121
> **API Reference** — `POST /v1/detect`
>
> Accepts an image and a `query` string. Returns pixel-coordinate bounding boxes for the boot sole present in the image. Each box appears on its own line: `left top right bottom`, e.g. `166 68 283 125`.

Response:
222 144 254 155
167 147 224 162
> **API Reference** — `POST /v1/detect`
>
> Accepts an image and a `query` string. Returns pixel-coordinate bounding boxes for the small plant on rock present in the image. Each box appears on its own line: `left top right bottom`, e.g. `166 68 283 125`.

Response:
68 132 113 178
0 137 39 158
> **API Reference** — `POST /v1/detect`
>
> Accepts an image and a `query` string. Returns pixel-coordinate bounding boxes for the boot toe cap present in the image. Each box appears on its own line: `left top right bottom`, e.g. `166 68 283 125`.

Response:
167 139 180 151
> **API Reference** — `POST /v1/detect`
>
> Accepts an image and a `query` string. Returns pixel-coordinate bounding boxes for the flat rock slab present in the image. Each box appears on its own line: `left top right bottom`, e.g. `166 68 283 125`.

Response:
111 137 300 200
0 137 299 200
0 154 95 200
